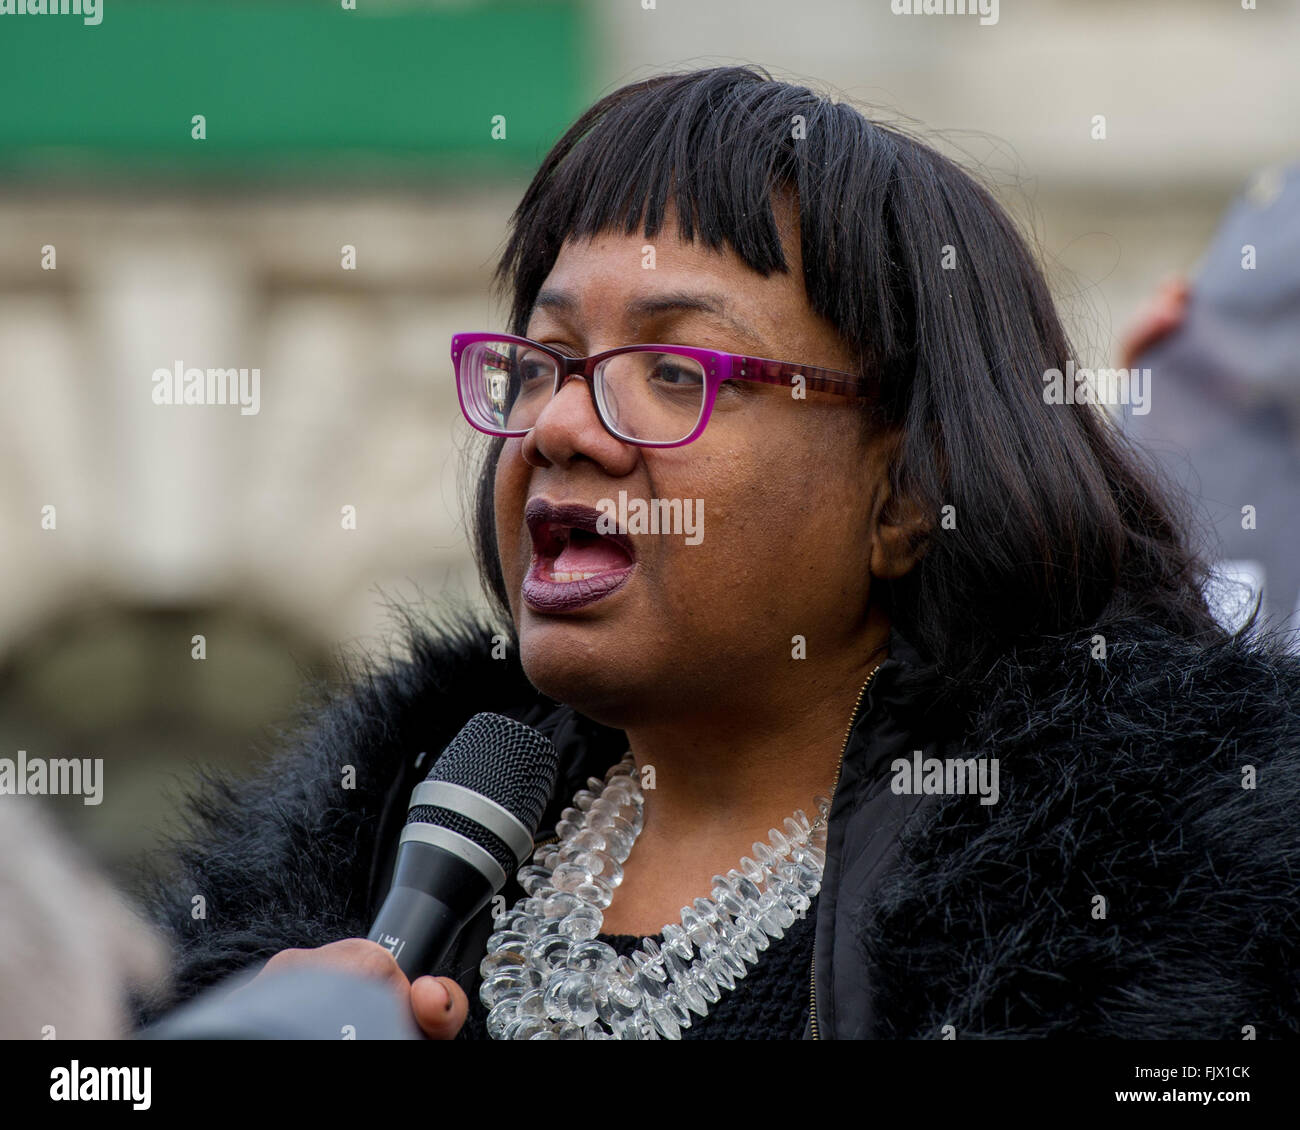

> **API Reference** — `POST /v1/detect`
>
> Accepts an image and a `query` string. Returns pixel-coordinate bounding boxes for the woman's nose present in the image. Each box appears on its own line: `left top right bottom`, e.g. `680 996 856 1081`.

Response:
522 373 635 472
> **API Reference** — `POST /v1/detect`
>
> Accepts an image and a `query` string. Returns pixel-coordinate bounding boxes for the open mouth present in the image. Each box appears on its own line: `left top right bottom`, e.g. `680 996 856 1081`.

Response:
522 498 636 612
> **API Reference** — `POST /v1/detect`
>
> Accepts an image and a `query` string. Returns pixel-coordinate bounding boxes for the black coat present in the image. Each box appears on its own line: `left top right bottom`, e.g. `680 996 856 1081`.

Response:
133 608 1300 1038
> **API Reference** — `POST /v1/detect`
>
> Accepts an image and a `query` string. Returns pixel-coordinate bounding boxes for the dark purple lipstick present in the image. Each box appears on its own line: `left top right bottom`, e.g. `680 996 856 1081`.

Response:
522 497 637 613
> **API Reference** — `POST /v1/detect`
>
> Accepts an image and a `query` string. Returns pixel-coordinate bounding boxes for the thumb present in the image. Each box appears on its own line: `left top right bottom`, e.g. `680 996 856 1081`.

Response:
410 976 469 1040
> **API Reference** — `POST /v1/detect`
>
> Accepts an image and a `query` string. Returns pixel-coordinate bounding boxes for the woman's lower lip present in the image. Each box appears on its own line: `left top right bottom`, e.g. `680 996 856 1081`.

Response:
522 558 635 612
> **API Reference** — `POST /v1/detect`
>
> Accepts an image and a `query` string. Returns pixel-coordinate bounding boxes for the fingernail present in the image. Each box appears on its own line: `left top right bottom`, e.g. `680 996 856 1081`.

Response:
427 978 449 1011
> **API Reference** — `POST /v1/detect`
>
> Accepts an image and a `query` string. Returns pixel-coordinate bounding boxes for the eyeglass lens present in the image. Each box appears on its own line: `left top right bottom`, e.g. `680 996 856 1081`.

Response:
461 340 708 444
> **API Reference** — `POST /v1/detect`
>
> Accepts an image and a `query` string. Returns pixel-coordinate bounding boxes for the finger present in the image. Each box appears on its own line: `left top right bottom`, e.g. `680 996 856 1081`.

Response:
1119 307 1183 367
256 947 309 977
1151 279 1190 324
339 939 412 994
410 976 469 1040
1119 275 1191 368
258 940 409 996
1158 274 1191 301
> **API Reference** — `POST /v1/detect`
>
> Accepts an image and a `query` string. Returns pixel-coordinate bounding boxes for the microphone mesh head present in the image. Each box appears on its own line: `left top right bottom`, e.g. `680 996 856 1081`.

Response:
405 712 560 877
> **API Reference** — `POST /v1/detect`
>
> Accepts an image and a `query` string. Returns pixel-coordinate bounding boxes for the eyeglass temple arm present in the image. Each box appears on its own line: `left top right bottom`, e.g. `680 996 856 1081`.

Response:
731 355 869 396
477 341 868 396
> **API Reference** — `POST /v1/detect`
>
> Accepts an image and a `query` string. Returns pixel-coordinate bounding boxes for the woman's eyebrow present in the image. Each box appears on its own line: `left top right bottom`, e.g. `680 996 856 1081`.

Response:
532 287 765 348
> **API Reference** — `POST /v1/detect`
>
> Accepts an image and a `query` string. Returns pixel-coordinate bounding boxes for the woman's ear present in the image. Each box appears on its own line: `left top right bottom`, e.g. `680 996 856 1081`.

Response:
867 437 930 581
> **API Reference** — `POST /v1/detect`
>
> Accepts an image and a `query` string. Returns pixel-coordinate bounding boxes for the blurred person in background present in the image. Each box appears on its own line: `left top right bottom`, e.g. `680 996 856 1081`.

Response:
1119 162 1300 645
0 801 167 1040
131 66 1300 1041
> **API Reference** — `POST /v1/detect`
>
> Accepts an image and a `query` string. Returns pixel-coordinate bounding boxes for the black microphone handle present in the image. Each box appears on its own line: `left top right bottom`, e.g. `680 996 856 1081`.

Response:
367 837 499 980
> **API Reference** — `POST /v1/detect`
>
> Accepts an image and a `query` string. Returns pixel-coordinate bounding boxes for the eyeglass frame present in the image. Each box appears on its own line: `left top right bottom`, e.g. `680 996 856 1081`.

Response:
451 331 873 449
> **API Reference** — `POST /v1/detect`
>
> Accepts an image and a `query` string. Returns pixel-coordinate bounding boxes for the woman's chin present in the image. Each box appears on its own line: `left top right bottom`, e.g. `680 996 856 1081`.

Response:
518 629 644 725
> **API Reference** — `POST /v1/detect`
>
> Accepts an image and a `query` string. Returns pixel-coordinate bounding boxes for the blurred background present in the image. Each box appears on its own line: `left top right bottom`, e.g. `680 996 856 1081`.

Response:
0 0 1297 879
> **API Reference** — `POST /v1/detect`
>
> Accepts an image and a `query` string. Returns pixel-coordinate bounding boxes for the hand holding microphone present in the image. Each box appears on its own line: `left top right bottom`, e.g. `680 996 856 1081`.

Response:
239 937 466 1040
146 713 560 1040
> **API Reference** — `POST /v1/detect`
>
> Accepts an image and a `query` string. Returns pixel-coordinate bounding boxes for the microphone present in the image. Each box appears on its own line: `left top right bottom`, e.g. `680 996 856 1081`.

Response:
367 712 560 980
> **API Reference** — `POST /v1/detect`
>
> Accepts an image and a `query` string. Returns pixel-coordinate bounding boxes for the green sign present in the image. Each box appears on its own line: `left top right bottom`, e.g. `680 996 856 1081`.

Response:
0 1 588 180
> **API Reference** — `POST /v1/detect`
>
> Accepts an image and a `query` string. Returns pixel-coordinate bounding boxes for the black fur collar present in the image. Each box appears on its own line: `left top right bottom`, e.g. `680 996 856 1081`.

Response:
132 607 1300 1037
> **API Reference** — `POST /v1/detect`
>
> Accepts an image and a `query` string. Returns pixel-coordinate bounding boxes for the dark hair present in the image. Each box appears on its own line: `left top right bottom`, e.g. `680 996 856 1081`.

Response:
467 64 1223 695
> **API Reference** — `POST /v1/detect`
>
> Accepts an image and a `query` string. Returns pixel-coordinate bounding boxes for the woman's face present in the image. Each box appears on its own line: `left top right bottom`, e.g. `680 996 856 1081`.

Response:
494 198 901 728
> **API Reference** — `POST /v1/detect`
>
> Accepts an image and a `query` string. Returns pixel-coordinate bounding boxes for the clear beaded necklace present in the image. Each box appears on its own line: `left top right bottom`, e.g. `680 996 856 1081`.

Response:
478 752 834 1040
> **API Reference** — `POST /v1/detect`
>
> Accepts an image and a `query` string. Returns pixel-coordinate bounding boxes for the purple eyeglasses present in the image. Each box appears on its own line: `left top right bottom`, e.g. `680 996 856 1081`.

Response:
451 332 870 448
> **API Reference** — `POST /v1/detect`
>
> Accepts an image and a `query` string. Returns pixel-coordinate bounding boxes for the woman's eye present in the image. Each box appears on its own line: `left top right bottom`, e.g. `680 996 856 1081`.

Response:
651 362 703 386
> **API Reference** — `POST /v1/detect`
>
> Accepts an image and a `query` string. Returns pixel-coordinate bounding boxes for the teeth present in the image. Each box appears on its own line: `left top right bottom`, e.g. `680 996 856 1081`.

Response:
550 570 601 582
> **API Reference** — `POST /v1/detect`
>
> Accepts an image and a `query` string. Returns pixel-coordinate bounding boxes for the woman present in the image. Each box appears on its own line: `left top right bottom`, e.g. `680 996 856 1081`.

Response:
135 65 1300 1040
